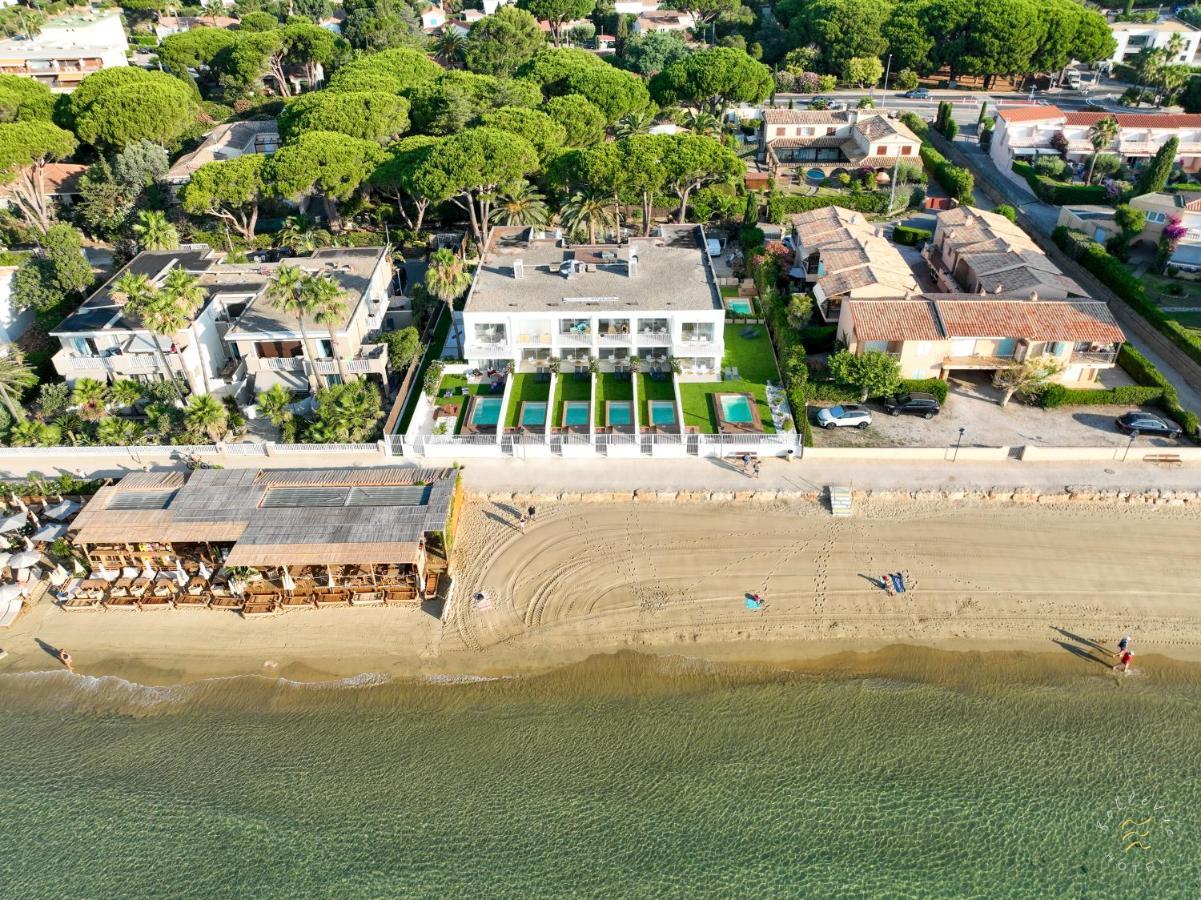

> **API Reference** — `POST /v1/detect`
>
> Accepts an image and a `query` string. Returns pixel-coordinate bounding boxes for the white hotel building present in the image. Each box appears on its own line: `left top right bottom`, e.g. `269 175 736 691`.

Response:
461 225 726 379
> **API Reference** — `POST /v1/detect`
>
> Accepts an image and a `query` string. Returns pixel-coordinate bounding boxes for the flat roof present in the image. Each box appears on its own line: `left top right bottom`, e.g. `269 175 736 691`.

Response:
71 467 457 560
466 225 722 315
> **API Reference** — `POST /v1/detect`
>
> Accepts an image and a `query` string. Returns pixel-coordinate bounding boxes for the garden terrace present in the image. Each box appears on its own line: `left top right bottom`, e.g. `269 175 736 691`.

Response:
678 325 779 434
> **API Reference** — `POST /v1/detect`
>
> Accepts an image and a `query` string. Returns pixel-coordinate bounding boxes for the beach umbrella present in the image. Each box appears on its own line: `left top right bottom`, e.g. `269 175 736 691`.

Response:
43 499 80 521
22 536 34 551
280 568 295 591
174 560 188 587
325 566 335 588
32 523 68 542
198 561 212 580
0 582 22 602
0 511 27 533
229 577 245 596
73 559 86 576
8 550 41 569
140 564 156 581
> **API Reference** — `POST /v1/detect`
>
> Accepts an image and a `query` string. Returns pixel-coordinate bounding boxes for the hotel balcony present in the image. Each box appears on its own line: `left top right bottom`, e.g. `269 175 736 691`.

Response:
53 348 171 380
464 339 514 358
248 343 388 377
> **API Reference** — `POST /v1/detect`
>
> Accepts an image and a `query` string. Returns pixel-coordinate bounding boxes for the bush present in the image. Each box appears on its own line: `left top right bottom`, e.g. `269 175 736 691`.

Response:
1033 156 1068 179
894 69 918 91
897 378 948 402
764 189 889 223
1013 160 1110 205
739 225 765 252
892 225 932 245
944 119 959 140
805 381 859 402
1039 383 1164 408
918 143 974 202
798 324 837 353
994 204 1017 223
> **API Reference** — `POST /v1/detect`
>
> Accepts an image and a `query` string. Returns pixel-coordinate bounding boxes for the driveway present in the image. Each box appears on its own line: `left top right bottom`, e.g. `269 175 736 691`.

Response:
809 375 1182 449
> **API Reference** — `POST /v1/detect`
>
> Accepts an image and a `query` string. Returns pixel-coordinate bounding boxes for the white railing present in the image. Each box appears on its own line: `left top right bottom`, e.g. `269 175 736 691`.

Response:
272 442 377 453
221 443 269 456
422 434 498 447
557 332 593 347
597 333 632 345
597 433 637 445
264 357 306 372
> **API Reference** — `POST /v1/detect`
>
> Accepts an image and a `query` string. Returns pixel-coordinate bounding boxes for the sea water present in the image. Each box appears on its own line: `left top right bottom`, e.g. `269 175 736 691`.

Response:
1 649 1198 898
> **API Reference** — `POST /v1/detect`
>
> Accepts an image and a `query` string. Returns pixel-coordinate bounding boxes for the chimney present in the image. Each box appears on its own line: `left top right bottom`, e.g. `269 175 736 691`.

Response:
627 247 639 278
847 109 859 126
1029 289 1038 302
513 258 523 279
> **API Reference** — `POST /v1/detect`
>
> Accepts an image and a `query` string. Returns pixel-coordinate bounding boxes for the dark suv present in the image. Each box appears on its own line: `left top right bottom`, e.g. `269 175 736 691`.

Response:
883 392 941 419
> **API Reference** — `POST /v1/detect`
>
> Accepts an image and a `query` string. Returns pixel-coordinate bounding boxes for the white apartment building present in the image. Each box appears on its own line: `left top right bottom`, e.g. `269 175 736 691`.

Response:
462 225 726 379
1109 16 1201 66
0 9 128 92
989 106 1201 175
51 246 393 398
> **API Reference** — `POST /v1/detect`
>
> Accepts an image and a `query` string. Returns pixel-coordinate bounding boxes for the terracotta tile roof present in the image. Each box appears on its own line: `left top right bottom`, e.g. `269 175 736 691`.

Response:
849 300 941 341
818 264 917 298
997 105 1064 123
766 135 846 150
761 108 849 125
934 300 1124 342
1062 111 1201 129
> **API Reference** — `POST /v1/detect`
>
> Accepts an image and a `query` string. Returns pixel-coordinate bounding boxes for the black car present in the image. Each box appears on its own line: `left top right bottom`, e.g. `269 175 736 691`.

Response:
883 392 941 419
1115 411 1182 438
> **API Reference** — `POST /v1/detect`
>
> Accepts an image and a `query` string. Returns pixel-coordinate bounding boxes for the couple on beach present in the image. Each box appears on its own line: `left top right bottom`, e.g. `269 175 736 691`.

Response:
879 573 906 596
1113 634 1134 674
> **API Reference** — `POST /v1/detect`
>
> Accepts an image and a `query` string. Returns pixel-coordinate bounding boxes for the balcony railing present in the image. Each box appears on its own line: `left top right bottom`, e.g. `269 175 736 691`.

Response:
53 349 165 376
1070 349 1118 365
516 333 552 345
259 344 387 375
557 332 593 346
597 332 632 344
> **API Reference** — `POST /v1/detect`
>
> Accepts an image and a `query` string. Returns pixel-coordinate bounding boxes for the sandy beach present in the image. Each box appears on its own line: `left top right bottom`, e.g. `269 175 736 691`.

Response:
4 496 1201 682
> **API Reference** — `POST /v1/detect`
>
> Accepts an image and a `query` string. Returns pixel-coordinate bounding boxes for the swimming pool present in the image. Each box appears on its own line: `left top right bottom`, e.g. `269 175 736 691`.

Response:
519 402 547 426
727 299 753 316
607 402 632 426
649 400 676 426
719 394 754 424
562 401 589 427
471 396 502 427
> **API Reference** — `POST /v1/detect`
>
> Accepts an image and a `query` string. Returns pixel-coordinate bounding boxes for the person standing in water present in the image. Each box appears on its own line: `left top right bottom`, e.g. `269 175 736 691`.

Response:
1115 650 1133 674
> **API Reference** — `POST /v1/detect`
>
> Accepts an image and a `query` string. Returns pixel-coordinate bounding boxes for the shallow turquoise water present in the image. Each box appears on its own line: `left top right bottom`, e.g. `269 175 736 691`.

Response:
1 651 1198 898
520 402 547 426
720 394 754 423
471 396 502 426
650 401 676 425
608 402 632 426
563 401 589 426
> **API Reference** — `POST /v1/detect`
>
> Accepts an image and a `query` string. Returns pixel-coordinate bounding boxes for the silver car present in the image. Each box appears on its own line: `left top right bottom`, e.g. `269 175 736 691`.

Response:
816 404 872 429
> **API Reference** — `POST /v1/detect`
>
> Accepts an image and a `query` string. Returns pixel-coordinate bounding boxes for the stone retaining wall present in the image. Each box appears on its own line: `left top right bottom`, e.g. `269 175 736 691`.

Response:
471 487 1201 506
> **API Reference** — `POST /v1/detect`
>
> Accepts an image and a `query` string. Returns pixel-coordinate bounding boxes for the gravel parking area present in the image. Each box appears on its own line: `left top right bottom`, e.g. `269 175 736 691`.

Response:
810 376 1182 449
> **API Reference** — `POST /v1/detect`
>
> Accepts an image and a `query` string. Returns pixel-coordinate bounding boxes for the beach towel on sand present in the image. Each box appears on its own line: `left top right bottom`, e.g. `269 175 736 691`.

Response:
891 573 906 594
745 596 764 610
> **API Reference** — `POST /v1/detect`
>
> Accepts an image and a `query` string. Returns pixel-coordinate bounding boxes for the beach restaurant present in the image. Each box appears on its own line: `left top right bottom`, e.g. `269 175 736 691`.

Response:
66 467 459 615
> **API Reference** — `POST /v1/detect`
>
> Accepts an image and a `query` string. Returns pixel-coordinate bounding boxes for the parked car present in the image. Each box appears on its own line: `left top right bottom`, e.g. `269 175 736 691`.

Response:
811 97 847 111
816 405 872 429
883 392 941 419
902 88 930 100
1115 411 1182 439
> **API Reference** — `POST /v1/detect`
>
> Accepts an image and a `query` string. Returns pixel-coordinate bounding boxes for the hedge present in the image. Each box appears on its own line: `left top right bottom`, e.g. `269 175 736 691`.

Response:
1039 384 1164 408
1053 227 1201 387
1012 160 1110 206
765 189 889 223
898 378 948 402
892 225 932 246
919 143 975 202
806 376 949 403
1116 344 1200 437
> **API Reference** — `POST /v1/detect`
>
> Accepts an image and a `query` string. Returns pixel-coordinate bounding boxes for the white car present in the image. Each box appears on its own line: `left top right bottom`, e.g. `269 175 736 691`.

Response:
816 404 872 429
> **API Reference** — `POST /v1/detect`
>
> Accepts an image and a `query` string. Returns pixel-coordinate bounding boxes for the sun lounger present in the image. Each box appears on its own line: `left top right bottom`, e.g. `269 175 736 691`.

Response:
129 578 152 599
241 596 278 618
314 588 350 607
350 588 383 607
172 592 209 609
423 572 440 599
105 594 140 610
210 594 243 611
62 594 102 611
280 591 315 609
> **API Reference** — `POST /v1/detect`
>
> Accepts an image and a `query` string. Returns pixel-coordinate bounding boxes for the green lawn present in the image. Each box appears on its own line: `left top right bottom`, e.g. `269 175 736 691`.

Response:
594 372 633 426
1141 273 1201 336
431 374 498 434
720 285 741 299
553 370 591 429
504 373 550 428
677 324 779 433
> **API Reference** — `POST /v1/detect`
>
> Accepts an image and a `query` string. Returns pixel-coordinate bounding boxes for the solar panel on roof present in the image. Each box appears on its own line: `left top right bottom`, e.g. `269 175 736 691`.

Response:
261 485 432 508
108 490 178 510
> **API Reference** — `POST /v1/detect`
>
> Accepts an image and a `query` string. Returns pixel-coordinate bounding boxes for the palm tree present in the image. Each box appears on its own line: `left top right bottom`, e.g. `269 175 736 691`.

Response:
10 420 60 447
202 0 224 25
266 264 322 393
309 381 382 443
614 111 654 138
302 272 352 384
131 210 180 252
424 248 472 357
143 402 178 440
560 189 616 244
1086 116 1119 184
256 383 294 427
0 348 37 421
110 379 144 411
683 111 722 139
71 378 109 422
118 273 187 403
52 413 89 446
185 394 228 442
161 267 211 394
275 215 331 253
434 29 465 68
490 182 550 226
96 417 143 446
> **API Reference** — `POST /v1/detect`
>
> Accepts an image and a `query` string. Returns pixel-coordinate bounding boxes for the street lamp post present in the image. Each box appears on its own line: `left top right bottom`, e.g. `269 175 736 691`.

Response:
1123 429 1137 462
954 427 966 462
882 54 892 94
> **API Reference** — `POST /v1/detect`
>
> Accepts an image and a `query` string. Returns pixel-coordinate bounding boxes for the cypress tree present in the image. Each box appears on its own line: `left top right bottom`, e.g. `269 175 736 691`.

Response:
1134 136 1179 196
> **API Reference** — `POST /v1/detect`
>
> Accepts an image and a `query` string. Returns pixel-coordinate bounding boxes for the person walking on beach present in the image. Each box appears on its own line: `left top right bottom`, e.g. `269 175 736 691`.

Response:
1115 649 1134 674
882 575 895 597
752 460 761 479
517 515 527 534
58 649 73 671
741 453 751 474
1115 634 1131 656
527 505 537 522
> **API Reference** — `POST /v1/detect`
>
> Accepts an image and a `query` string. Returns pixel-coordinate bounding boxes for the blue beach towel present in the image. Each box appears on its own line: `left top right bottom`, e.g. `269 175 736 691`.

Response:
891 573 906 594
745 596 764 610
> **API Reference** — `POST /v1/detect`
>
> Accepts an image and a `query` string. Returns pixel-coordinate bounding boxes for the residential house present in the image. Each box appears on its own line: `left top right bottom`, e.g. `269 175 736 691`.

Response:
0 162 86 210
1129 190 1201 270
165 120 281 191
632 10 695 33
153 15 239 40
481 0 513 14
419 3 447 31
1109 16 1201 66
787 206 919 322
923 206 1088 299
837 295 1125 385
0 8 128 91
989 106 1201 174
0 257 33 349
462 225 726 379
614 0 660 13
1054 205 1120 245
758 109 921 181
51 246 394 398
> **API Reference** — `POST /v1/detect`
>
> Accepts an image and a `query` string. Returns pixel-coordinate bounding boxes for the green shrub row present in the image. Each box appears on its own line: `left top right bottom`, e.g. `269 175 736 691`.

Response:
1039 384 1164 407
897 378 949 402
765 189 889 223
892 225 932 246
918 144 975 202
1012 161 1110 205
805 381 859 402
1053 227 1201 389
1117 344 1200 436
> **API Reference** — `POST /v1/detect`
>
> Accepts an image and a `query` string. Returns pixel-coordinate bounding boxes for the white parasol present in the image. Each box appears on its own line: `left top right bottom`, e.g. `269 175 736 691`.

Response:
32 523 68 542
198 561 212 580
0 551 9 569
43 499 80 521
229 577 246 596
0 511 27 533
140 564 156 581
73 559 86 576
325 566 335 588
8 550 41 569
280 568 295 591
0 582 23 602
22 536 34 551
174 560 188 586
